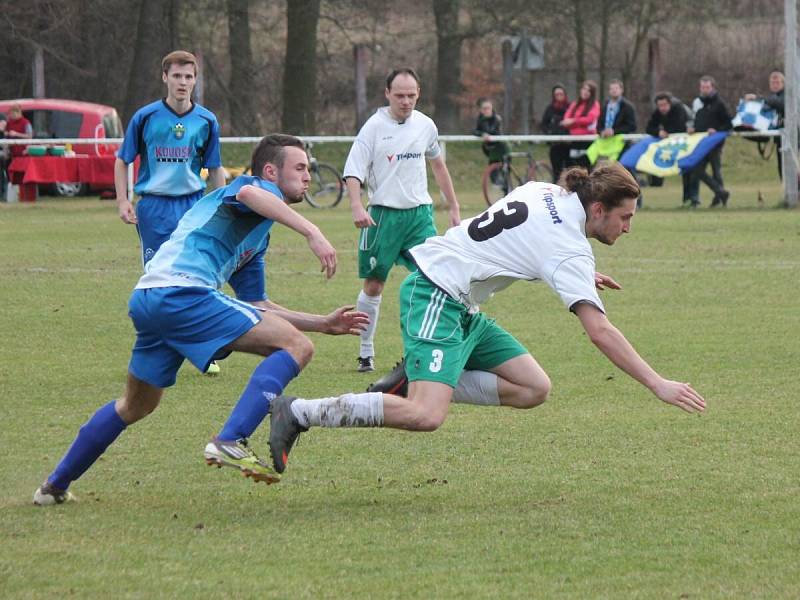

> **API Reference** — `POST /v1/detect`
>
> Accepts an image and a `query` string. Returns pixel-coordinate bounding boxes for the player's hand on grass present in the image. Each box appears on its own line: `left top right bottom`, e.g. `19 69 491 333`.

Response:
653 379 706 413
118 199 137 224
324 305 370 335
307 228 337 278
594 271 621 290
351 204 376 228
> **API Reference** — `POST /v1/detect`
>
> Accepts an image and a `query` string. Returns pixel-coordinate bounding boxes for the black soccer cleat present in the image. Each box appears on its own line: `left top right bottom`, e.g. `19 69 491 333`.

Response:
366 358 408 397
268 395 308 474
357 356 375 372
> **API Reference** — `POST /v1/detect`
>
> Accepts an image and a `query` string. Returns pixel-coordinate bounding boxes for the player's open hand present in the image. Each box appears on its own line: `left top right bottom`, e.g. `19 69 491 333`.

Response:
118 199 137 224
307 229 337 278
352 204 376 228
324 305 370 335
594 271 621 291
653 379 706 414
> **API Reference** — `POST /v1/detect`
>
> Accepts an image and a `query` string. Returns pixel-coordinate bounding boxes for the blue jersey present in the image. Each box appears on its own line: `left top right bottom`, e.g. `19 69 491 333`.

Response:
135 175 280 291
118 99 222 197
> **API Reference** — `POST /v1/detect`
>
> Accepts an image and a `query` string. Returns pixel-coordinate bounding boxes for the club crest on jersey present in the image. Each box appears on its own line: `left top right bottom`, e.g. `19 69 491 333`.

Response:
172 123 186 139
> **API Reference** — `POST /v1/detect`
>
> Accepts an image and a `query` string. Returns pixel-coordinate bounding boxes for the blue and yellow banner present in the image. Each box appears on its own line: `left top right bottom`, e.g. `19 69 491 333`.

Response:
619 132 730 177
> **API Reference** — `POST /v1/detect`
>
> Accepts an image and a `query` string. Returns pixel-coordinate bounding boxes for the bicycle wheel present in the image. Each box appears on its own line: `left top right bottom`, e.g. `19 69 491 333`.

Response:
304 163 344 208
528 160 554 184
482 163 508 206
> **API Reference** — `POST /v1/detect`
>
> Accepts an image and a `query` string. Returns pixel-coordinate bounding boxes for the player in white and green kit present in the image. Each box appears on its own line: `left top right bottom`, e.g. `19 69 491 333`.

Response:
344 68 460 372
268 165 706 474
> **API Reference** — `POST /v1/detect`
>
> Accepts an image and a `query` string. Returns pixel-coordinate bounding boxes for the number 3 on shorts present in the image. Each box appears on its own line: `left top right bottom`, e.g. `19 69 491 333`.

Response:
429 349 444 373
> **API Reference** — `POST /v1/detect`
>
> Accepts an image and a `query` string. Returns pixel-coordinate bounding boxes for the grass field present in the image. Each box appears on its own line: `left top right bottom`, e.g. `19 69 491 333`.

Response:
1 139 799 598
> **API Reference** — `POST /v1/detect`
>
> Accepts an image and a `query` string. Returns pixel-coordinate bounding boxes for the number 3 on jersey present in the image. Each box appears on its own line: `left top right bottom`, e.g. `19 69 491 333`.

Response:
429 349 444 373
467 200 529 242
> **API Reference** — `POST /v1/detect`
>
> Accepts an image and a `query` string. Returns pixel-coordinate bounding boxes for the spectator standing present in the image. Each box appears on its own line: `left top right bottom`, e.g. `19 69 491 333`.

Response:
687 76 732 207
561 80 600 170
598 79 637 140
540 84 570 182
473 98 509 169
745 70 785 180
645 91 691 204
345 68 460 373
5 104 32 159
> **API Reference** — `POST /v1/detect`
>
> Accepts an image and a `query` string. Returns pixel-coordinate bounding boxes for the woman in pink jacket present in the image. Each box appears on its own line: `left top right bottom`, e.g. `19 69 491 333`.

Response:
561 80 600 169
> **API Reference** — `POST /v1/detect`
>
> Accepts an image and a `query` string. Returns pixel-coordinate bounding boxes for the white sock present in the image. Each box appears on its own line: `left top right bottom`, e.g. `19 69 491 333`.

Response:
452 370 500 406
291 392 384 428
356 290 381 358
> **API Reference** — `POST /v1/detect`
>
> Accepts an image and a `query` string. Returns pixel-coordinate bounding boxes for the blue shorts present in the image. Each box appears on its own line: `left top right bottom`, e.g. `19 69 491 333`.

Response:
136 191 204 265
128 286 261 388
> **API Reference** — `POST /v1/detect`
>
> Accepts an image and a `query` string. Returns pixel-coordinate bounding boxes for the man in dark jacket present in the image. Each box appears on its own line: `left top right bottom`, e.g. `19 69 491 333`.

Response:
599 79 637 139
599 79 638 203
646 92 691 201
688 75 732 207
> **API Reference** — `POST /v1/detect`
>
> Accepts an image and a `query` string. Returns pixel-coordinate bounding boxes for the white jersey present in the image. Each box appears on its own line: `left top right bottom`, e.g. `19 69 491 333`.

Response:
343 107 441 209
410 182 604 314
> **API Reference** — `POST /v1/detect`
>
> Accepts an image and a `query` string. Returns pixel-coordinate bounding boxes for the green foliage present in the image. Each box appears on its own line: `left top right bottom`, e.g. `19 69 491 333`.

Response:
1 152 798 597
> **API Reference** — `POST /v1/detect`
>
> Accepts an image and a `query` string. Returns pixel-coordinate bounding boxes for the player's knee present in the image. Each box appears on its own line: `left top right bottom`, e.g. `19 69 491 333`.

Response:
284 334 314 369
520 376 551 409
408 405 448 432
116 394 160 424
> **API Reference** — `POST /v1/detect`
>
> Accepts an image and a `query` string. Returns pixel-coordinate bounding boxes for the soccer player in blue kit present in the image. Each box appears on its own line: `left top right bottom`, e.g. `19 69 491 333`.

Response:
33 134 369 505
114 50 232 373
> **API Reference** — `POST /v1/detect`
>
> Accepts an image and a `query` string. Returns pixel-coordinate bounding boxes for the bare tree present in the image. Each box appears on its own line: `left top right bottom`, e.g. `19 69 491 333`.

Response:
281 0 321 134
227 0 256 134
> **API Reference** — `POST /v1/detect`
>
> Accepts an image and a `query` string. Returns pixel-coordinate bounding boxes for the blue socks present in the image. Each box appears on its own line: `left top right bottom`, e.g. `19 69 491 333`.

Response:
217 350 300 441
49 400 127 491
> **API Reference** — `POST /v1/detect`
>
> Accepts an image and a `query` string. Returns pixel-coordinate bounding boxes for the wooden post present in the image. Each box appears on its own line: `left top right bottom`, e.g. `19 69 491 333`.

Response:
647 37 661 105
32 45 45 98
502 38 514 131
354 44 368 131
194 49 205 105
520 31 530 134
783 0 798 208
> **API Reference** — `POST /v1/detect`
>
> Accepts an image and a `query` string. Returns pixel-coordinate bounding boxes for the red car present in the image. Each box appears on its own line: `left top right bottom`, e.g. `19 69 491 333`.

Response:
0 98 123 195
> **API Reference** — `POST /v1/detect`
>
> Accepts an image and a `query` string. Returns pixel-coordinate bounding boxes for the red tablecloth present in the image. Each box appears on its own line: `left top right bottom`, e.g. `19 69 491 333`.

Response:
8 155 121 186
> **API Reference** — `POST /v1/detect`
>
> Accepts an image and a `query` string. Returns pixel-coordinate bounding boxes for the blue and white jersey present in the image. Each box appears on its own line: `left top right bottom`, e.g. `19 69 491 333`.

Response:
135 175 280 290
118 99 222 197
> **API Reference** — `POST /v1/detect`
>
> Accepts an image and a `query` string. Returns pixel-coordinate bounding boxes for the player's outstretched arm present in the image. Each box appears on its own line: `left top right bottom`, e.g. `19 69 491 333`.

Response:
573 302 706 413
429 156 461 226
237 184 337 278
251 300 369 336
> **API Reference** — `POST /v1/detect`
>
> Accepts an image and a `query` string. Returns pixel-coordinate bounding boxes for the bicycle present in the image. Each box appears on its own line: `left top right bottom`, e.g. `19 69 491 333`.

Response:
304 142 344 208
481 150 553 206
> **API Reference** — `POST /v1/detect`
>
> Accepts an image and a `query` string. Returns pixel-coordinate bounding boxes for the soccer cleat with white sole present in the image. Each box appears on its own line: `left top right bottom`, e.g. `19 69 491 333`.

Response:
33 482 76 506
357 356 375 372
204 361 221 375
204 437 280 484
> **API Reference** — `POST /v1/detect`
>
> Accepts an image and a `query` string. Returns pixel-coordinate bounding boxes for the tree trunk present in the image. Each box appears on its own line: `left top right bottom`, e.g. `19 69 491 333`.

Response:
572 0 586 87
227 0 256 134
432 0 462 133
123 0 171 122
281 0 320 135
598 0 610 97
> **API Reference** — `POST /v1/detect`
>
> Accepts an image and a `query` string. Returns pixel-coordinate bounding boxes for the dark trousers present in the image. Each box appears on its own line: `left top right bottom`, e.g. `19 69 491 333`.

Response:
689 144 725 201
549 143 570 183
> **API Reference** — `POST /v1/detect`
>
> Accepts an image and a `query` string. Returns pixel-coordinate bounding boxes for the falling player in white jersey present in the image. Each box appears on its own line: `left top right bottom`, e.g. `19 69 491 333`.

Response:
268 164 705 474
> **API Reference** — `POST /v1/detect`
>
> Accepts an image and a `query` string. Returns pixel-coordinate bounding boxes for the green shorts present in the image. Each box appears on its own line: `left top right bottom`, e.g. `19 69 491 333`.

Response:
399 271 528 387
358 204 437 281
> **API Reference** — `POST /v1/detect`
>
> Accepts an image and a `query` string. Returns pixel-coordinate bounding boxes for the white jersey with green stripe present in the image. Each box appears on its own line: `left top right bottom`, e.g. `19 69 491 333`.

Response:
409 182 604 314
343 107 441 209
